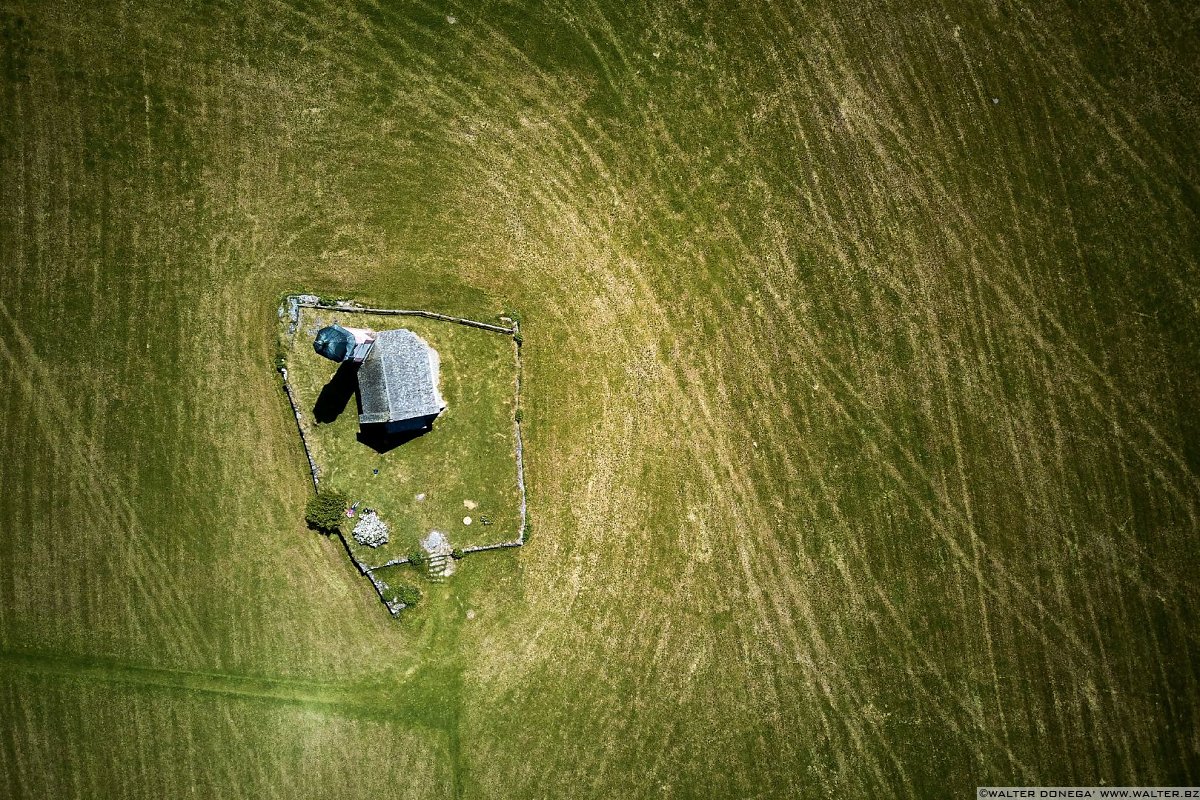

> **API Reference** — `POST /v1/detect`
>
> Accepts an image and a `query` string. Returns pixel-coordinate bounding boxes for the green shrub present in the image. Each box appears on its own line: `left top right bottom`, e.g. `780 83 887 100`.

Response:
451 548 465 560
513 331 524 346
384 583 421 606
304 490 348 534
514 409 523 423
407 550 428 569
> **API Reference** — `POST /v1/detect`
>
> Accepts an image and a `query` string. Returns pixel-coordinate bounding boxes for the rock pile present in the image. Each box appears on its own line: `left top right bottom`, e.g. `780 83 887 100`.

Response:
352 510 389 548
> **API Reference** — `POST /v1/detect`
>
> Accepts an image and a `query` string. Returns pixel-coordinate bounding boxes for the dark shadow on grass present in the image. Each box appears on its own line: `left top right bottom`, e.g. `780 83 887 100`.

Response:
356 426 430 454
313 361 359 423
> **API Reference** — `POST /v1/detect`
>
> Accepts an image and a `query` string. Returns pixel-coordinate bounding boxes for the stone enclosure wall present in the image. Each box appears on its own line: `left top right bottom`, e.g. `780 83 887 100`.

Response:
277 295 529 616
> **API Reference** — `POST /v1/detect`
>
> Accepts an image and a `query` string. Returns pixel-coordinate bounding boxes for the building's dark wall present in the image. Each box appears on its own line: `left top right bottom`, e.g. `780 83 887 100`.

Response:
381 414 438 434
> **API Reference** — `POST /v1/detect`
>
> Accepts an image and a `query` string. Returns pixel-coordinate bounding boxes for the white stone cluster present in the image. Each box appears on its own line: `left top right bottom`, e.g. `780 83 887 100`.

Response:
352 510 390 548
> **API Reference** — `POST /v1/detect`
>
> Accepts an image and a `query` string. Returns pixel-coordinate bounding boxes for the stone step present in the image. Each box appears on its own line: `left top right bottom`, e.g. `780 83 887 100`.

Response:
427 555 449 579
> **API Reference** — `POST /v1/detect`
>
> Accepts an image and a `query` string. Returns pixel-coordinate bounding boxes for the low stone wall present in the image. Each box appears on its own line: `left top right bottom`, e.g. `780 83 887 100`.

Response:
365 555 410 571
461 540 523 554
279 367 320 491
306 300 515 335
332 529 409 616
511 319 529 545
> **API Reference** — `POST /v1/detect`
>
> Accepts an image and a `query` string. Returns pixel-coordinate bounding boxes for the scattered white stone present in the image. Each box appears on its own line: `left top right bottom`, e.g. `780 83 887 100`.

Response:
415 492 426 501
422 530 448 551
466 609 476 621
463 516 472 526
447 14 457 24
463 499 477 509
352 511 389 548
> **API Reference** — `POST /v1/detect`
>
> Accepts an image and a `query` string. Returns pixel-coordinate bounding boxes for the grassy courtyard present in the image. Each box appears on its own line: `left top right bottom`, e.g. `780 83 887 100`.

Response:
282 305 521 564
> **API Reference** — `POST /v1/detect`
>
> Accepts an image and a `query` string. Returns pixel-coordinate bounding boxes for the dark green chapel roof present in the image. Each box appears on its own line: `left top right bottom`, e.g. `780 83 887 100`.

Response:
314 324 355 362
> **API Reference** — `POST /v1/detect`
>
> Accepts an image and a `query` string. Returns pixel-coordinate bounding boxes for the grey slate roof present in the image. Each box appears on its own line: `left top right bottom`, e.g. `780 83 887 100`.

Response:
357 329 446 425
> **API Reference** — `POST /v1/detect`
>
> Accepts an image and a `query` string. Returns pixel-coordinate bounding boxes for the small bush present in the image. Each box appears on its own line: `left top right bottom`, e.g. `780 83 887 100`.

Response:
514 409 523 423
513 331 524 346
385 583 421 607
522 520 532 542
407 550 428 569
451 547 465 560
305 490 348 534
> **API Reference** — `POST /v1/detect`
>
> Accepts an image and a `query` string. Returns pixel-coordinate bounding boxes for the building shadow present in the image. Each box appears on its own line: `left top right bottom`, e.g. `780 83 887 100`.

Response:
356 426 430 454
312 361 359 423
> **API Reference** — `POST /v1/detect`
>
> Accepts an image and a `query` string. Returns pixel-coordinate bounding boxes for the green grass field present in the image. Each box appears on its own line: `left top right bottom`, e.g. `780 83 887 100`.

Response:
1 1 1198 797
283 305 521 562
